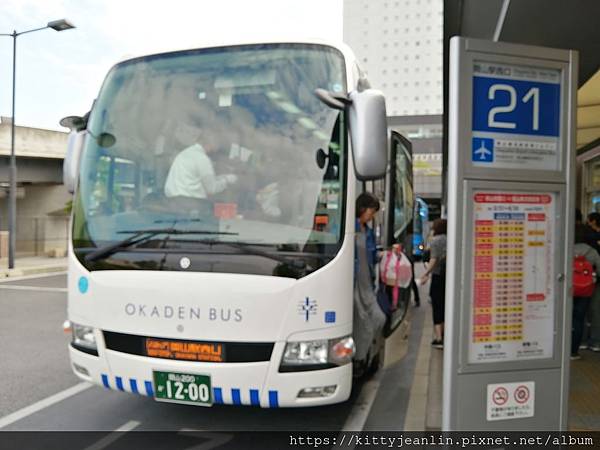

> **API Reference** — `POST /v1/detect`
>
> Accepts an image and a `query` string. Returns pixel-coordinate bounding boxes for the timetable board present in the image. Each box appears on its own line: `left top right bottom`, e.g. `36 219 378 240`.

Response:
468 192 556 364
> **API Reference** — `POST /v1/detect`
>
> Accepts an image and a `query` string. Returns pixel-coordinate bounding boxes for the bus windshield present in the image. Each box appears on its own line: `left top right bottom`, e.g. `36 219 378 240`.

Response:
72 44 347 271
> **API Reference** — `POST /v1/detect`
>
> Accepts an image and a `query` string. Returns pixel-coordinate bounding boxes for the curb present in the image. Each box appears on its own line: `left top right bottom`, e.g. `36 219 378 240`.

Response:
404 302 433 431
0 264 67 278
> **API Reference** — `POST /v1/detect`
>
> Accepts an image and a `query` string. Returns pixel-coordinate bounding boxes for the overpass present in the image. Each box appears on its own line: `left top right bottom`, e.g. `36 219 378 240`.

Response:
0 118 69 257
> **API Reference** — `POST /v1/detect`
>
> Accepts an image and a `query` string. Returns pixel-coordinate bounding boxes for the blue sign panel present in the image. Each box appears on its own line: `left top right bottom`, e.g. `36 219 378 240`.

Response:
472 138 494 163
472 77 560 137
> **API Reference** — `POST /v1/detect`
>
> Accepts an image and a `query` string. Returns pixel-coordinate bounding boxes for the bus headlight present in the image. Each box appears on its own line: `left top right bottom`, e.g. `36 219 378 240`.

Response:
280 336 354 371
71 322 97 354
283 340 328 365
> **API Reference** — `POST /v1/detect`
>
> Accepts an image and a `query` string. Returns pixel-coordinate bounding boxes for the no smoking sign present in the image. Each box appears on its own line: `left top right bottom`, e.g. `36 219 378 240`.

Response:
487 381 535 421
492 387 508 406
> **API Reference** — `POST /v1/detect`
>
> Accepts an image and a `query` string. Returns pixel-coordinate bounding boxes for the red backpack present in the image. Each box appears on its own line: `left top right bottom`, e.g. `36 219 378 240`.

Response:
573 254 595 298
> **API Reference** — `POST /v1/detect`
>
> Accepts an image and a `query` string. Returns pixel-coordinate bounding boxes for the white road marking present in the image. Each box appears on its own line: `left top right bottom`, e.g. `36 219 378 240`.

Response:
0 285 67 293
339 372 383 433
82 420 141 450
0 382 92 429
0 271 66 283
178 430 234 449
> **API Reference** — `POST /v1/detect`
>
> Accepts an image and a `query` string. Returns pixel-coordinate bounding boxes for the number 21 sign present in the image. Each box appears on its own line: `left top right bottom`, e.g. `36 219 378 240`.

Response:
473 75 560 137
470 61 562 170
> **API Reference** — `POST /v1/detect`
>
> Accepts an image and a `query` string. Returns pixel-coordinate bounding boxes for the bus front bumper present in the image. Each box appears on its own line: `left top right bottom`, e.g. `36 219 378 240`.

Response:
69 343 352 408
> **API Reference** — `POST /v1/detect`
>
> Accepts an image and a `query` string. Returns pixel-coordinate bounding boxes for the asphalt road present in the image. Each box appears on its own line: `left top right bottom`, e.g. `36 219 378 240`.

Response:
0 273 425 447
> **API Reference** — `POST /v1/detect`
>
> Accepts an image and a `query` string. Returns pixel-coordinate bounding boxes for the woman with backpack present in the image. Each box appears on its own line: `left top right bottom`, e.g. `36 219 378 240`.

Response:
572 223 600 360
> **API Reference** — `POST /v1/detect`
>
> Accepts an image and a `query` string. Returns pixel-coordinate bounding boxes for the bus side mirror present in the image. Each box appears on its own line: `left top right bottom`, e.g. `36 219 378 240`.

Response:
63 130 86 194
348 89 387 181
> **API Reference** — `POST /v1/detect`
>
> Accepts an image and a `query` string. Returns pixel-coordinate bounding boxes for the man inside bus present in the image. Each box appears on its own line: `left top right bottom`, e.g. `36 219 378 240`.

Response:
164 120 237 210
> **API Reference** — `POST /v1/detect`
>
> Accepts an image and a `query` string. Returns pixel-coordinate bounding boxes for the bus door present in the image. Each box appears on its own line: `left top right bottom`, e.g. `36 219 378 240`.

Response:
379 131 414 335
384 131 414 250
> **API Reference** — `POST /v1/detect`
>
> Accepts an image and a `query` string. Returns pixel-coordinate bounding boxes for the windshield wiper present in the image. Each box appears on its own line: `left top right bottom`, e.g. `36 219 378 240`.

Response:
202 240 308 270
84 228 238 262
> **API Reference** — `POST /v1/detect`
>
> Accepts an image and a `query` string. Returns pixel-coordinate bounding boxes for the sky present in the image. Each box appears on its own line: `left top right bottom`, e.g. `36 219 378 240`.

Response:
0 0 343 131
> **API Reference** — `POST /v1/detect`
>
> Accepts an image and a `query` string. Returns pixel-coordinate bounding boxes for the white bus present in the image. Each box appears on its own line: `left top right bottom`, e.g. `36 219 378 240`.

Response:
62 39 414 408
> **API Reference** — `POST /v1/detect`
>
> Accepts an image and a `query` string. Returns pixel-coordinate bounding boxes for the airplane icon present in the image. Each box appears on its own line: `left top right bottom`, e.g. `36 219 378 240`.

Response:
474 142 492 160
472 137 494 162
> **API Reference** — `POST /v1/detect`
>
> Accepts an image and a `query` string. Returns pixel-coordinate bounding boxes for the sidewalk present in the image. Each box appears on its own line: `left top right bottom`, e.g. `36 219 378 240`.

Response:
0 256 67 278
424 316 600 430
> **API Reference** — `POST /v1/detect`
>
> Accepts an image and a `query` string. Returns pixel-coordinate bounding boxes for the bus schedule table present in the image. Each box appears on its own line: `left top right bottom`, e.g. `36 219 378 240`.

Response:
469 192 556 364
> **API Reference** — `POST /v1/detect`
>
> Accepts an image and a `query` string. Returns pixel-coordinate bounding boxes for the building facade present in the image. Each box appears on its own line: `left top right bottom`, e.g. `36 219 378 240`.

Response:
343 0 444 213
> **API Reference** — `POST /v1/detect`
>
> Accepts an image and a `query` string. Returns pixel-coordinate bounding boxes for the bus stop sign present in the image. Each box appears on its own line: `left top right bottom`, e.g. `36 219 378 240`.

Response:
444 37 577 431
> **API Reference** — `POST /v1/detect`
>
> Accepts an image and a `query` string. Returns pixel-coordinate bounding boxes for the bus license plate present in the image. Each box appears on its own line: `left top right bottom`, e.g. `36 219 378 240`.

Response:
153 371 212 406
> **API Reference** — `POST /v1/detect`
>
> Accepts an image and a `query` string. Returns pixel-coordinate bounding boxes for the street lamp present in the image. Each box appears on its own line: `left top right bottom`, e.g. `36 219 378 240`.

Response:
1 19 75 269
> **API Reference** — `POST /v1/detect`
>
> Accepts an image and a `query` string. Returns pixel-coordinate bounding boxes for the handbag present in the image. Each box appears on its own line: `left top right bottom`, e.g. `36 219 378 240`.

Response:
379 248 413 308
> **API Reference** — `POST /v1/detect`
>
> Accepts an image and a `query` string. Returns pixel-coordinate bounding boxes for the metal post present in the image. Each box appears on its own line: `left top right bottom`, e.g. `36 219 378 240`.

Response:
8 31 17 269
1 20 74 268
